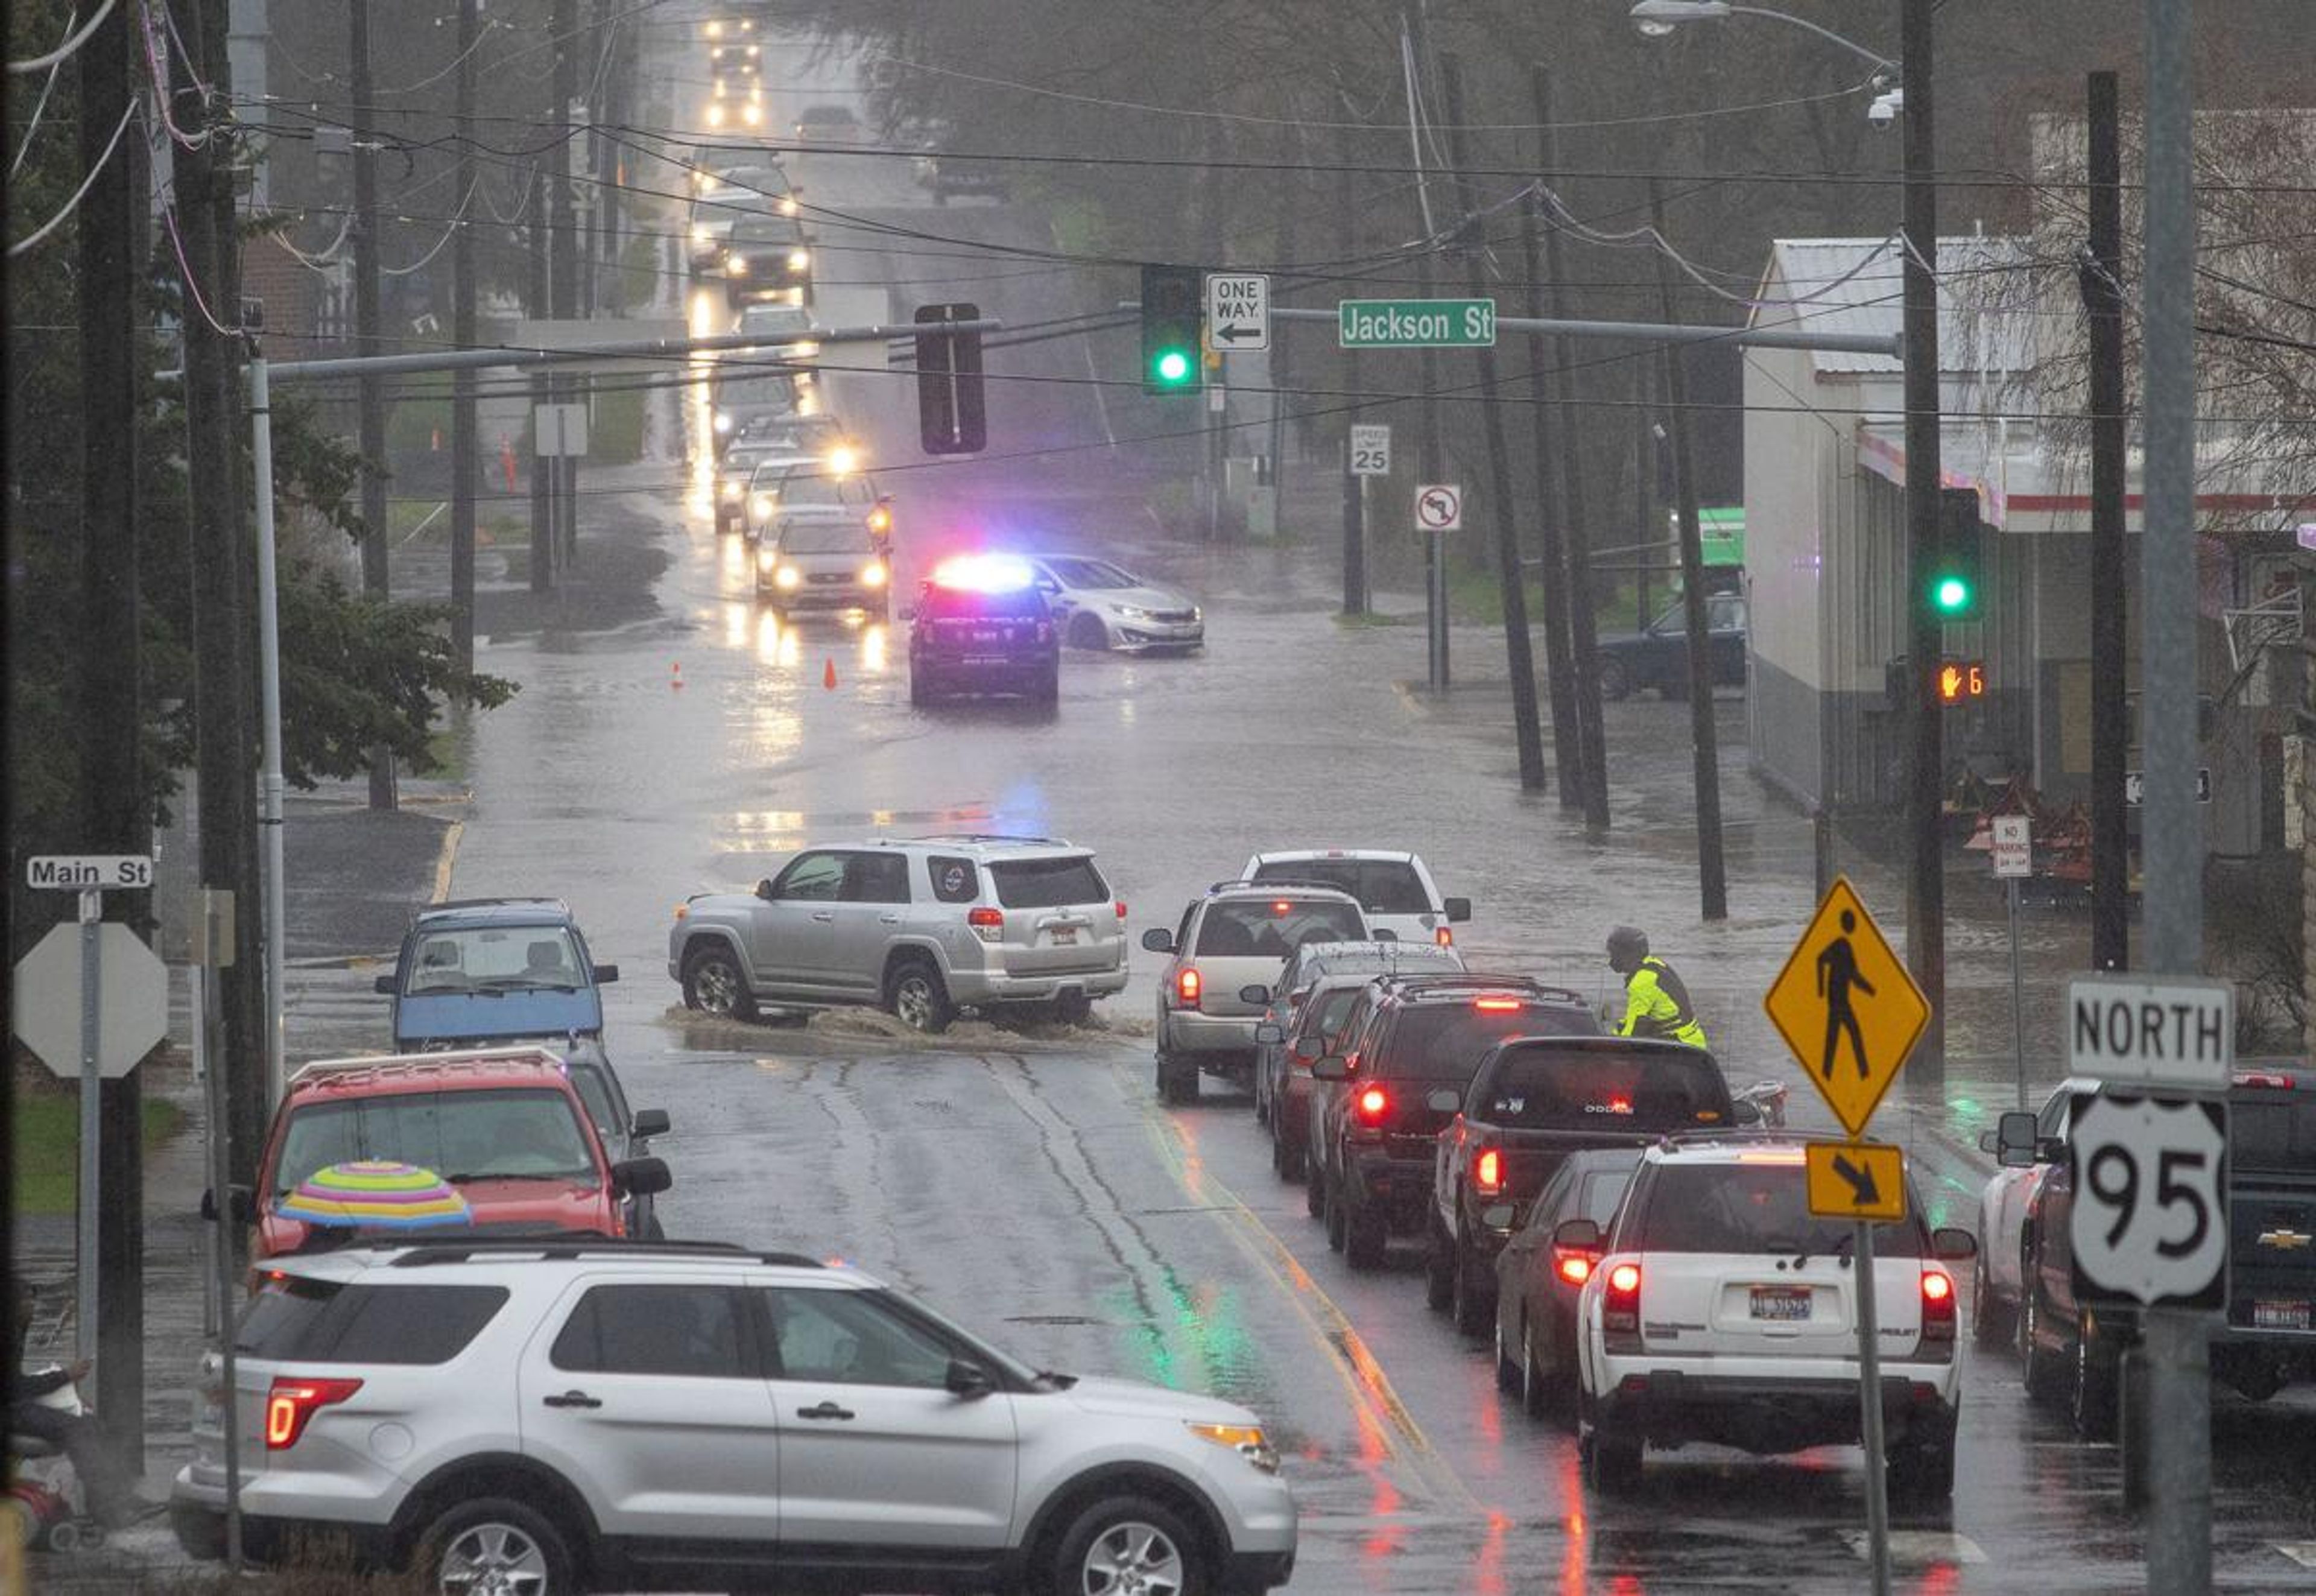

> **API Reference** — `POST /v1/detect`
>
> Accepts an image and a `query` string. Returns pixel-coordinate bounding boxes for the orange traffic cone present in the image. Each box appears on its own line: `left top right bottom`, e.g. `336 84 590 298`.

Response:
822 657 838 690
670 662 685 690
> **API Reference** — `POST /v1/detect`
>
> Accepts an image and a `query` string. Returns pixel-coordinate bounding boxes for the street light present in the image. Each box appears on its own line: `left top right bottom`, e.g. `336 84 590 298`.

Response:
1627 1 1897 73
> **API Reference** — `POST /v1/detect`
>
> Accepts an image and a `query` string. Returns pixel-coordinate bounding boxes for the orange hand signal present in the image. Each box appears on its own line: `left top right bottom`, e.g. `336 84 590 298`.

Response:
1938 663 1964 703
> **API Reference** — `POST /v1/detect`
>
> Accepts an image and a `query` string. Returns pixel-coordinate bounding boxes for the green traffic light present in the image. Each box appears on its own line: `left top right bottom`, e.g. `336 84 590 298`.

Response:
1932 575 1973 614
1152 347 1194 387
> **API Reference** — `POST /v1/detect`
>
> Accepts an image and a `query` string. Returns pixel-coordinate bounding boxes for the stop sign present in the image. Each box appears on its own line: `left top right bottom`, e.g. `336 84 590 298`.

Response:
11 922 169 1078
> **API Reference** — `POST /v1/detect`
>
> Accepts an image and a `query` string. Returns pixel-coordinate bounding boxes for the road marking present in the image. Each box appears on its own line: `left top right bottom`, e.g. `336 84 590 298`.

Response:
1843 1529 1987 1565
2277 1543 2316 1568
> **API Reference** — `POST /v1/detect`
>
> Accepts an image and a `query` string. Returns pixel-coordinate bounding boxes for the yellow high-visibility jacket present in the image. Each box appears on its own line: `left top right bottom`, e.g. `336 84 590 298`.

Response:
1618 956 1707 1048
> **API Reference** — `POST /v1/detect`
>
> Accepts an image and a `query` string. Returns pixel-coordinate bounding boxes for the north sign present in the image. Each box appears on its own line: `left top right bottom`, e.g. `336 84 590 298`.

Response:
2065 974 2233 1089
1338 298 1496 348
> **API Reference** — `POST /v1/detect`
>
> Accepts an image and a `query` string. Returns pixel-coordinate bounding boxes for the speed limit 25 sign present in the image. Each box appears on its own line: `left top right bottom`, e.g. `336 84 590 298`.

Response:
2068 1093 2229 1309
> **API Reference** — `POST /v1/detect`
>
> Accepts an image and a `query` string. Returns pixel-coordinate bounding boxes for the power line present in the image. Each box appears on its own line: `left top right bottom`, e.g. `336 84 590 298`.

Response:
7 101 138 258
6 0 116 73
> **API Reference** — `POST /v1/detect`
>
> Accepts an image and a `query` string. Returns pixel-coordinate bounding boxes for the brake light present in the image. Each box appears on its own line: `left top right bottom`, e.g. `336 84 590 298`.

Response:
968 906 1004 944
1603 1261 1642 1352
1555 1251 1593 1286
1271 900 1292 916
1435 926 1454 947
1176 967 1201 1005
1355 1085 1391 1123
265 1377 363 1451
1036 621 1054 645
2235 1071 2297 1089
1473 996 1522 1013
1920 1267 1957 1357
1115 901 1128 919
1474 1147 1503 1194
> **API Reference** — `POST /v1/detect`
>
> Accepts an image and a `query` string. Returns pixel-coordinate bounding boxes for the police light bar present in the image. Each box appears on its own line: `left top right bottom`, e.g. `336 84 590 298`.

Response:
929 554 1035 594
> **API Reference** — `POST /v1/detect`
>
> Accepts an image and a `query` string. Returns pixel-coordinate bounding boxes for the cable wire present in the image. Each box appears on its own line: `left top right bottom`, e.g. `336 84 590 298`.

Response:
6 0 116 73
7 100 137 257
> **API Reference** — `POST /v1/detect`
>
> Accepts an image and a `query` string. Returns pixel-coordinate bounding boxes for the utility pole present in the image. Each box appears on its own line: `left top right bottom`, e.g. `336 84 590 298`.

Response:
1518 69 1582 809
450 0 479 671
1648 177 1729 922
2083 70 2129 974
1441 55 1544 790
528 166 552 593
551 0 582 572
1533 65 1610 830
350 0 395 809
78 0 150 1471
2137 0 2212 1583
1337 160 1368 615
1404 8 1448 689
1900 0 1946 1072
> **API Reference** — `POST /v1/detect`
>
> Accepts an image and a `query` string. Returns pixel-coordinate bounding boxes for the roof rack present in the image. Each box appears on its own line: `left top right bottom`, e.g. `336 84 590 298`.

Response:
383 1238 826 1269
288 1046 568 1088
911 833 1071 848
1373 971 1562 993
415 897 572 919
1653 1127 1813 1152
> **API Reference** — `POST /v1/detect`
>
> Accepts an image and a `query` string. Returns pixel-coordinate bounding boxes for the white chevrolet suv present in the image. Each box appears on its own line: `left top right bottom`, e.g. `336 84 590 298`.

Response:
1564 1136 1978 1500
172 1240 1297 1594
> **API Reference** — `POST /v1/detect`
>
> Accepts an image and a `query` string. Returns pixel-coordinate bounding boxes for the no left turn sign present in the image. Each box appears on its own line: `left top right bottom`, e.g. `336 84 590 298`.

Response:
1415 484 1462 532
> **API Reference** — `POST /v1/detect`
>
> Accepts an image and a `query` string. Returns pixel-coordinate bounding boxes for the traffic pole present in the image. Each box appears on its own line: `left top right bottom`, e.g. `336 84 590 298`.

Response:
1853 1218 1892 1596
76 887 103 1389
248 356 288 1110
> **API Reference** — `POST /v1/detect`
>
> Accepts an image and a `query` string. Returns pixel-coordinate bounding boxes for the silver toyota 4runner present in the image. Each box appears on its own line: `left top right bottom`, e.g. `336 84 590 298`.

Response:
669 835 1128 1033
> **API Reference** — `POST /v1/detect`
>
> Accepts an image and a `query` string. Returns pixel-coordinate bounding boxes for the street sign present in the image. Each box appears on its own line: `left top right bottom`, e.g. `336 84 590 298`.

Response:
1349 424 1391 477
533 402 589 458
2068 1092 2229 1308
27 855 153 890
1339 298 1497 348
1805 1140 1906 1221
1764 876 1931 1138
1204 272 1270 352
2124 768 2210 805
2065 974 2233 1088
1414 484 1463 533
11 921 169 1078
1991 814 2032 879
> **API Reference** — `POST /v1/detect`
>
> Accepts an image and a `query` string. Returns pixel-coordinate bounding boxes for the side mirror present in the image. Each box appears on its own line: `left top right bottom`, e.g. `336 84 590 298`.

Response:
611 1156 674 1199
1238 984 1271 1005
755 879 776 901
1993 1109 2040 1168
373 974 398 996
1254 1022 1284 1045
1552 1217 1603 1253
945 1358 995 1398
1293 1036 1324 1061
1480 1203 1517 1230
1310 1054 1349 1082
1426 1088 1461 1114
1932 1227 1979 1262
631 1108 671 1139
593 963 620 984
1444 898 1473 923
1730 1097 1761 1126
1141 928 1175 954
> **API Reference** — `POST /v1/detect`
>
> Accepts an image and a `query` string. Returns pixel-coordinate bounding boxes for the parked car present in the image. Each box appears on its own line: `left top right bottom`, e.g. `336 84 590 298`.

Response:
905 557 1061 706
373 898 619 1054
1594 592 1748 701
1491 1147 1642 1422
793 103 864 143
239 1048 671 1261
913 148 1011 204
1247 940 1465 1174
1569 1134 1974 1497
1428 1036 1743 1334
1971 1075 2093 1346
1240 849 1470 948
1142 884 1372 1105
1022 553 1204 653
171 1239 1297 1592
754 508 891 617
1307 976 1596 1268
2008 1068 2316 1439
670 835 1127 1032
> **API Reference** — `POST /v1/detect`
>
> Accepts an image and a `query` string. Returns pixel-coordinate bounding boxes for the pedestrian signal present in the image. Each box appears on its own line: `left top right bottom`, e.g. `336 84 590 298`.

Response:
1936 660 1985 705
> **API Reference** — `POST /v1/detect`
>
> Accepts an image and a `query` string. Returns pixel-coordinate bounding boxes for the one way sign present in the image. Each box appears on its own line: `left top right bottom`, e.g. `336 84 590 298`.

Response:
1205 273 1269 352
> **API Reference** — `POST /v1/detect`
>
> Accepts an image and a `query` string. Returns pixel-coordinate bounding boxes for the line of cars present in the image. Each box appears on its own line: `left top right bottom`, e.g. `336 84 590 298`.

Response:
1148 854 1974 1499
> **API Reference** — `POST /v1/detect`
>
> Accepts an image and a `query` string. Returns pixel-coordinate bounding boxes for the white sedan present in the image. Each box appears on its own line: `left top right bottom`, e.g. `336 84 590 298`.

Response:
1024 553 1204 653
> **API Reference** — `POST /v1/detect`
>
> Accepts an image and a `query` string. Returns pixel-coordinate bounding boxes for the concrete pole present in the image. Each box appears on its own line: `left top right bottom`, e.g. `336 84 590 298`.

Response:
1900 0 1946 1074
351 0 396 809
2085 71 2130 974
248 358 286 1109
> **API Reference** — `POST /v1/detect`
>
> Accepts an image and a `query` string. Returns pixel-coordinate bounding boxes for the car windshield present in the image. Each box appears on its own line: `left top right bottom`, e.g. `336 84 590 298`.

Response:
2232 1093 2316 1173
1633 1163 1926 1258
739 309 811 340
990 855 1110 908
1308 987 1364 1039
1253 858 1432 916
402 925 583 993
779 518 873 555
1474 1044 1733 1128
732 220 804 245
1370 1000 1592 1080
776 473 872 510
1196 898 1365 958
1040 557 1136 589
274 1088 599 1191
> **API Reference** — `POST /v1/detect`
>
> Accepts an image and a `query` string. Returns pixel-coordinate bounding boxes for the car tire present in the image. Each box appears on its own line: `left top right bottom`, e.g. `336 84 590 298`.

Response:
1520 1321 1563 1424
1581 1421 1643 1493
910 673 937 707
681 944 758 1021
1277 1124 1306 1183
1068 612 1109 651
1156 1052 1199 1105
1053 991 1095 1027
1423 1217 1456 1313
2019 1252 2066 1404
1033 665 1061 703
1343 1204 1387 1270
2071 1306 2121 1441
1451 1224 1492 1336
1971 1249 2012 1349
1324 1179 1347 1253
884 957 955 1034
1596 654 1633 702
1305 1156 1326 1217
1493 1317 1520 1393
1048 1493 1206 1596
415 1496 577 1596
1888 1428 1958 1503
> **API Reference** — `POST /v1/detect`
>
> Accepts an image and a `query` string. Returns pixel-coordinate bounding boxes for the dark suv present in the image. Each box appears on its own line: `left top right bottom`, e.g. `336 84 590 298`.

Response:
1308 975 1598 1268
906 559 1060 705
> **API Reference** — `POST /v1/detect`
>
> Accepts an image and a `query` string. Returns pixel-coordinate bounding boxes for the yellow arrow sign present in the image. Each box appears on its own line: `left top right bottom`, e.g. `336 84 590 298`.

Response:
1764 876 1929 1138
1805 1139 1906 1222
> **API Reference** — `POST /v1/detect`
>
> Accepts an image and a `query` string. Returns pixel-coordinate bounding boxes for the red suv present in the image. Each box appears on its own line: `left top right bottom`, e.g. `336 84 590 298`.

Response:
245 1048 671 1261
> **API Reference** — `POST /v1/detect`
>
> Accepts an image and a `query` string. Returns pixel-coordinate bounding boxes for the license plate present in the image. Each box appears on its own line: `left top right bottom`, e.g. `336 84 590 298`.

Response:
1750 1287 1813 1322
972 629 999 643
1051 926 1077 945
2254 1300 2311 1331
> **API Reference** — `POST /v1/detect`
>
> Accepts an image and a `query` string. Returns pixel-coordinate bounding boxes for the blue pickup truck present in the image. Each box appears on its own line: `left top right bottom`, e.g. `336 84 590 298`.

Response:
374 898 619 1051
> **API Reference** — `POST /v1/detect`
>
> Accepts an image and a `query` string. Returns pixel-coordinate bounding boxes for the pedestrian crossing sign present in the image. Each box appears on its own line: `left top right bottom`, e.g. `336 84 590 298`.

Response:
1764 877 1929 1138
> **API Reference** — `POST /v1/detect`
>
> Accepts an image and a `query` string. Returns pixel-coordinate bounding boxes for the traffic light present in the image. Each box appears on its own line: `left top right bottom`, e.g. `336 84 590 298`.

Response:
1928 486 1983 620
1935 659 1987 705
1140 264 1203 394
914 302 986 454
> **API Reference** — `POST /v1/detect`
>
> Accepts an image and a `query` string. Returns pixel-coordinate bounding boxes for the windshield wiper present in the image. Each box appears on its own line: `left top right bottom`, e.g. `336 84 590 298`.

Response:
475 978 580 993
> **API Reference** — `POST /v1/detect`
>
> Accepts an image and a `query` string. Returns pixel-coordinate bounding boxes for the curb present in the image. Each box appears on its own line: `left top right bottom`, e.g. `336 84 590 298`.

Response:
430 819 466 904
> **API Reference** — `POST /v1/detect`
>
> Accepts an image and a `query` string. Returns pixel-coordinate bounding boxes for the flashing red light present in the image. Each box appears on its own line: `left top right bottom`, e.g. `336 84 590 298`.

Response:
929 553 1035 594
1607 1262 1641 1296
265 1377 362 1451
1474 1148 1504 1193
1355 1085 1391 1123
1435 926 1454 947
1473 996 1522 1013
1555 1252 1593 1286
1176 967 1202 1004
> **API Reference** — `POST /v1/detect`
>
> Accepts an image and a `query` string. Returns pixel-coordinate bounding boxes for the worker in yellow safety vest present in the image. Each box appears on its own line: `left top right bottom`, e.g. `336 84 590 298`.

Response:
1606 926 1708 1048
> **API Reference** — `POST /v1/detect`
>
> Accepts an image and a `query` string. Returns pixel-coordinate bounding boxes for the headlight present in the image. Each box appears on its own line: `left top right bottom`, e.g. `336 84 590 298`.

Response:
692 221 712 243
786 249 811 272
861 562 888 587
826 445 858 475
720 480 741 501
1189 607 1203 622
793 340 820 358
774 566 802 589
756 546 776 571
779 197 799 216
1186 1422 1278 1475
865 505 891 534
726 254 748 276
746 43 759 57
742 103 764 127
705 19 722 36
712 411 733 434
751 493 774 518
706 103 726 127
1112 604 1152 621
